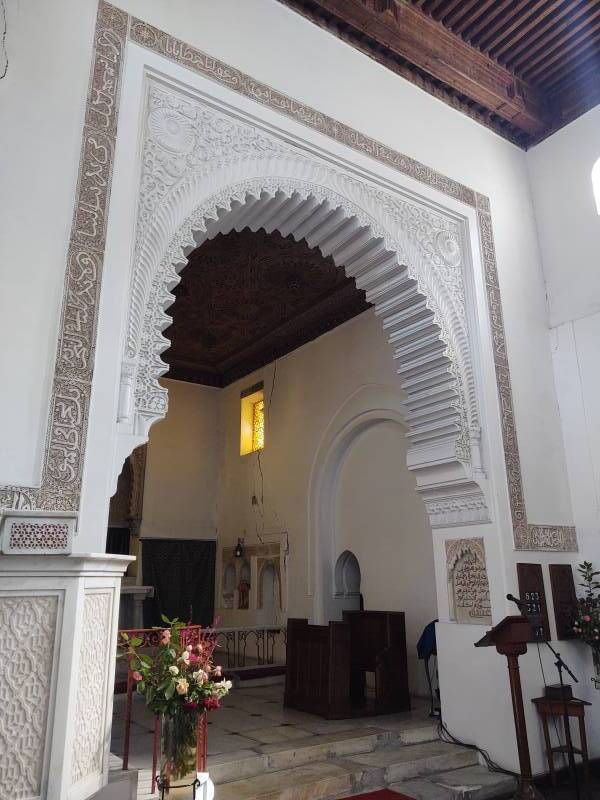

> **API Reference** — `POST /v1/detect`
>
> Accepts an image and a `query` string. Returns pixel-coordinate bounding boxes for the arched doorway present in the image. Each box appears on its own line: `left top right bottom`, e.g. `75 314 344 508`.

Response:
333 550 362 616
331 413 437 694
84 71 503 756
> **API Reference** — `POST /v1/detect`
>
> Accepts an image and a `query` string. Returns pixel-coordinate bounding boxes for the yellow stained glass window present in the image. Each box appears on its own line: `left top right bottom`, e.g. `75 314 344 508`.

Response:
252 399 265 452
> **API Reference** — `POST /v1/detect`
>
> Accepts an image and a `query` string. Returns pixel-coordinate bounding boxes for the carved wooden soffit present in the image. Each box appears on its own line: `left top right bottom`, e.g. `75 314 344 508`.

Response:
277 0 551 145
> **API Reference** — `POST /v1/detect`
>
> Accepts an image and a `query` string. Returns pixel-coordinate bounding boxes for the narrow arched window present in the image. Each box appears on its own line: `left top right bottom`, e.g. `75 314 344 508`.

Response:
592 158 600 215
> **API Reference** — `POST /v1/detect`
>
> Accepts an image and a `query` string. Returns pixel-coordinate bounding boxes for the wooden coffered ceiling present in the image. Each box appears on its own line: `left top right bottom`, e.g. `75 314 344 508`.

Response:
277 0 600 147
164 229 369 387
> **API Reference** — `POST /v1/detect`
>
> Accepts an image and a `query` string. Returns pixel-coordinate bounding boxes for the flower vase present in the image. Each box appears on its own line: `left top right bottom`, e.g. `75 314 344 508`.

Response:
592 648 600 690
158 711 199 798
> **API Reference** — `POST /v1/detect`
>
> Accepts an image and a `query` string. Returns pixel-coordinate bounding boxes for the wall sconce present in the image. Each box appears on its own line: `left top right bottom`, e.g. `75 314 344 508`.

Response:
234 538 244 558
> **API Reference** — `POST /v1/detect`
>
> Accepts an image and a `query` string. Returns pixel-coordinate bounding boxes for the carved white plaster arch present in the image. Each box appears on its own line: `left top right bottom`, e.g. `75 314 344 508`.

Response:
116 78 489 529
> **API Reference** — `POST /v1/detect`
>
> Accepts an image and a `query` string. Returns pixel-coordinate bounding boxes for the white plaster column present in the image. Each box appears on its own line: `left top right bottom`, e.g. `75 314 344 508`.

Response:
0 552 133 800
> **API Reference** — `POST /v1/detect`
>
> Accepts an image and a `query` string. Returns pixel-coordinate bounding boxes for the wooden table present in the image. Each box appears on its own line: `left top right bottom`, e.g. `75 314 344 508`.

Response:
532 696 591 788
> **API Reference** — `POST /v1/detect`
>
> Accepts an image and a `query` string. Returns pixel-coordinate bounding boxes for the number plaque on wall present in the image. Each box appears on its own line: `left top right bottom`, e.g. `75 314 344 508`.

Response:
516 563 550 642
549 564 578 640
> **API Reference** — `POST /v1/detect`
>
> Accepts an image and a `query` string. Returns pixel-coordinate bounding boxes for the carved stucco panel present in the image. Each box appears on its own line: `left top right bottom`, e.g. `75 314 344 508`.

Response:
445 537 492 625
71 591 112 785
0 594 59 799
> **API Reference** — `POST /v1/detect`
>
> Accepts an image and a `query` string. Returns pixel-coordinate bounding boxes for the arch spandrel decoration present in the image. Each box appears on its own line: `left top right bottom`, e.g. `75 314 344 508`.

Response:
0 2 577 553
118 78 485 525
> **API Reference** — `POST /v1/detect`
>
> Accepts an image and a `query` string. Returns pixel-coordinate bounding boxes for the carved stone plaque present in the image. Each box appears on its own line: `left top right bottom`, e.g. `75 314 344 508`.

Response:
549 564 578 640
516 563 549 642
446 538 492 625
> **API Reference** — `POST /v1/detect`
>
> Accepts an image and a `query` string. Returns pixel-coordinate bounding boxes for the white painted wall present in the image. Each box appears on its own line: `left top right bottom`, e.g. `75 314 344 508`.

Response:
551 316 600 557
528 106 600 330
335 420 437 695
148 310 436 697
140 379 220 540
0 0 97 485
217 311 408 618
527 109 600 560
0 0 573 532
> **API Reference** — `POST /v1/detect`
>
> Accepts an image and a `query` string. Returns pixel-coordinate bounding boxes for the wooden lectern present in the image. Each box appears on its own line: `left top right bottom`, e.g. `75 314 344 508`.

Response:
475 616 545 800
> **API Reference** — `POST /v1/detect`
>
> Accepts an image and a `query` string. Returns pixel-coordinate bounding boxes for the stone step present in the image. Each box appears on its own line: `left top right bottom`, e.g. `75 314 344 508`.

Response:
391 764 516 799
210 727 389 784
209 722 437 784
214 740 479 800
136 769 158 798
344 740 479 784
214 760 361 800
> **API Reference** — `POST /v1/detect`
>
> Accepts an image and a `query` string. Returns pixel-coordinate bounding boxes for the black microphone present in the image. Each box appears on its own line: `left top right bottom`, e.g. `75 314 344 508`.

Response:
507 593 528 610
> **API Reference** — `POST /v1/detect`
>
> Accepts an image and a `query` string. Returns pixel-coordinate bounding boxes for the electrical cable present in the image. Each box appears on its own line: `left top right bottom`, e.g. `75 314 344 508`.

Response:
437 716 519 779
0 1 7 80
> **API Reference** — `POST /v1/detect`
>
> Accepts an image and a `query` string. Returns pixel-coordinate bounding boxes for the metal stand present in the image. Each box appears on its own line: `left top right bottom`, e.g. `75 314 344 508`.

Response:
543 641 582 800
156 775 201 799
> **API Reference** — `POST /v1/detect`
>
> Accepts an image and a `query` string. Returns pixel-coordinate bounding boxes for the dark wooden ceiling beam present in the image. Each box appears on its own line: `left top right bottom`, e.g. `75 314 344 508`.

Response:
548 52 599 90
425 0 449 17
499 0 590 64
460 0 510 42
453 0 498 35
443 0 482 30
520 10 600 80
293 0 549 134
436 0 467 24
529 31 600 85
550 62 600 122
477 0 547 53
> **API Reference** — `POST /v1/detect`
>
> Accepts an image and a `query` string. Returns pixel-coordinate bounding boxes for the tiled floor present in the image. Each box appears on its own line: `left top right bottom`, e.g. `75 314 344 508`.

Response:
111 681 434 770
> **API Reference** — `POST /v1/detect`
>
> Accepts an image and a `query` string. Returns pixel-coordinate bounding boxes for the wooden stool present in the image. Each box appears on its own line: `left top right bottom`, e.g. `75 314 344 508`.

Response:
532 696 591 788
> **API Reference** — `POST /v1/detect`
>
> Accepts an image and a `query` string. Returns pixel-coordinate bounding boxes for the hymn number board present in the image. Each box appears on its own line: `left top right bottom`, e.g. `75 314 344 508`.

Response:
516 563 550 642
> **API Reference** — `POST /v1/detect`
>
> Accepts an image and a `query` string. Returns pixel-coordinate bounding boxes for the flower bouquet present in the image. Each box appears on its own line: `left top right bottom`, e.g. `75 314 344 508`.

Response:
572 561 600 686
121 616 231 794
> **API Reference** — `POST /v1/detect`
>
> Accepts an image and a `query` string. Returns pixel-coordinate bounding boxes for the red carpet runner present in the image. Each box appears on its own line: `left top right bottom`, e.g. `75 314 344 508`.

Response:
340 791 415 800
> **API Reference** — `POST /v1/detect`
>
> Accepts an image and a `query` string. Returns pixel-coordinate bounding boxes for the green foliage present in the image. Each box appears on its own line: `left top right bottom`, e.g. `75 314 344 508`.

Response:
120 618 233 783
573 561 600 650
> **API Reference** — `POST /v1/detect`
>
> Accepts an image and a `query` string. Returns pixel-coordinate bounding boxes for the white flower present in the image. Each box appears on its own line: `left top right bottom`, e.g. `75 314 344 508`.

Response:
214 679 232 697
168 666 179 676
180 650 190 663
193 669 208 684
175 678 189 695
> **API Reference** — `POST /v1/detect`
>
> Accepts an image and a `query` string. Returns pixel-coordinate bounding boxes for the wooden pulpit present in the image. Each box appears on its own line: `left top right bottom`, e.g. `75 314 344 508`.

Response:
475 616 544 800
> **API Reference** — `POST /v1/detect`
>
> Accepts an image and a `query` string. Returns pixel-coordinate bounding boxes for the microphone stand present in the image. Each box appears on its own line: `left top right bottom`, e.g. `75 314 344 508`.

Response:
543 641 581 800
507 593 583 798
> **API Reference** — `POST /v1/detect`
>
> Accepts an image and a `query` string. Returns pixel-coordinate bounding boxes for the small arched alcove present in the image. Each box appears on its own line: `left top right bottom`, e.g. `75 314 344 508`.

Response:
333 550 362 617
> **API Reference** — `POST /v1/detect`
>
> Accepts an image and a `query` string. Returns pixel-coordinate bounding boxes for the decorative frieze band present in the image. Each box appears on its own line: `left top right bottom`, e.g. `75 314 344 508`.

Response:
424 489 490 529
0 1 577 552
476 200 577 551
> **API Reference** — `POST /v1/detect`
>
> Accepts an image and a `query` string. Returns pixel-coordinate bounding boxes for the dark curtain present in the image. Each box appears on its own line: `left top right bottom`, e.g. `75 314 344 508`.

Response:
106 527 131 555
142 538 216 627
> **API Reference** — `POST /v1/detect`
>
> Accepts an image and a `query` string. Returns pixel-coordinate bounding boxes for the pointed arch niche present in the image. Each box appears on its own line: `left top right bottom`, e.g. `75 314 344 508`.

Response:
112 75 492 550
